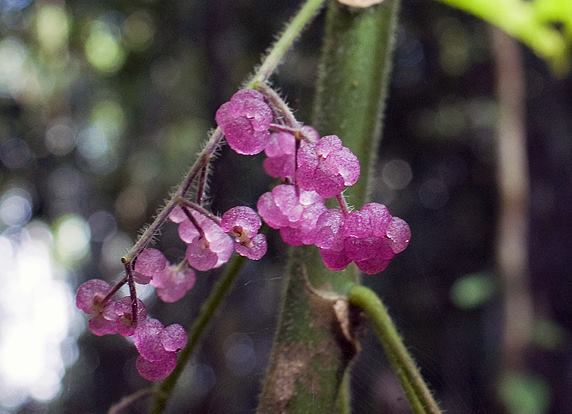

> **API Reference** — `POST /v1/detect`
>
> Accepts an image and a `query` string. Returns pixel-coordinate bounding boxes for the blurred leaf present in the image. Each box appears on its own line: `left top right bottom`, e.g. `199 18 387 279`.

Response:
122 10 155 52
531 319 567 351
53 214 91 264
35 4 70 54
533 0 572 38
439 0 570 73
499 372 550 414
84 21 126 73
450 272 497 309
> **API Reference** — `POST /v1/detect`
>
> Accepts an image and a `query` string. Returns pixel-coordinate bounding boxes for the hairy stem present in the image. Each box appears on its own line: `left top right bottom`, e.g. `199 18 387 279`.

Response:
177 197 222 226
336 194 350 216
108 388 154 414
348 285 441 414
196 164 209 205
181 206 206 240
122 0 326 264
122 261 138 326
150 256 246 414
257 84 299 128
101 276 127 305
251 0 326 86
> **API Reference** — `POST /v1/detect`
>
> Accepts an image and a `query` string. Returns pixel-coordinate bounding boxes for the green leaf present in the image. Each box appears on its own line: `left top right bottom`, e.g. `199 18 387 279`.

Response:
531 319 567 351
499 372 551 414
439 0 570 73
450 272 497 310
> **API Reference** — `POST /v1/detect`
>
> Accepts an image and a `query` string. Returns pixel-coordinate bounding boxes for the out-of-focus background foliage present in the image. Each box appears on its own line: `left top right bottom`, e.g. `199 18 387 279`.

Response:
0 0 571 413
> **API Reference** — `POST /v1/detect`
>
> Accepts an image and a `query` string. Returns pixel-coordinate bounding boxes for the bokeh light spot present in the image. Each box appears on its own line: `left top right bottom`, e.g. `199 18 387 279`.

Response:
0 188 32 227
85 21 126 73
36 4 70 53
382 159 413 190
54 214 91 263
123 10 155 51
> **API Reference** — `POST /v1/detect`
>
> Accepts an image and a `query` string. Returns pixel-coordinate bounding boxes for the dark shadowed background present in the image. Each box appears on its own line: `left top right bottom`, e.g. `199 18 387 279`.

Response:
0 0 571 413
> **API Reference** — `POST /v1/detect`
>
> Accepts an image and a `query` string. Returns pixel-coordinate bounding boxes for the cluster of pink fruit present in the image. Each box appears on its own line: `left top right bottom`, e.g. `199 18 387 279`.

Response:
217 89 411 274
76 87 410 381
75 204 266 380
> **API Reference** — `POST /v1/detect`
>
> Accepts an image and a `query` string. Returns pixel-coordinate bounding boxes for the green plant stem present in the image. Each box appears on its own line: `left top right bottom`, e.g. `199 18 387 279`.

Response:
313 0 399 203
257 2 400 412
150 256 246 414
249 0 326 86
335 371 352 414
348 285 442 414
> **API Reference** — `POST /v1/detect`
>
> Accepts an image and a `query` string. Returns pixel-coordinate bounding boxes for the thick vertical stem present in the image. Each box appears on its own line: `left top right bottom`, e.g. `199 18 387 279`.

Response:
313 0 399 202
490 27 533 374
257 1 400 412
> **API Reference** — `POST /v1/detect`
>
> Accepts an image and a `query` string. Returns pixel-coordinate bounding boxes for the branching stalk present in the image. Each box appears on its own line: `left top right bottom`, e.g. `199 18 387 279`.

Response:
101 276 128 305
177 197 222 226
144 1 326 411
122 0 326 265
196 164 209 205
257 84 299 128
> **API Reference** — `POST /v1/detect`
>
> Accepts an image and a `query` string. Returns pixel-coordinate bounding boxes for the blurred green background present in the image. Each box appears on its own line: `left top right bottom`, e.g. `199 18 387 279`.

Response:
0 0 571 413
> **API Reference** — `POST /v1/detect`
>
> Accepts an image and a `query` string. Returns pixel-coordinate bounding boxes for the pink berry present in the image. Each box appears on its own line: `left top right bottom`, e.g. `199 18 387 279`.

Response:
234 232 267 260
160 324 188 352
152 266 196 303
319 248 352 271
177 210 233 271
134 320 186 381
88 314 118 336
134 248 168 284
342 203 391 239
343 235 393 263
186 237 219 271
386 217 411 254
169 206 188 223
296 135 360 198
185 227 233 271
221 206 268 260
271 185 304 225
176 210 209 243
257 185 321 230
76 279 110 314
355 256 392 274
215 89 273 155
278 202 326 246
102 297 147 336
257 185 325 246
256 192 291 229
134 318 171 362
136 353 177 381
326 202 410 275
221 206 261 238
314 209 345 251
263 132 296 178
300 126 320 143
